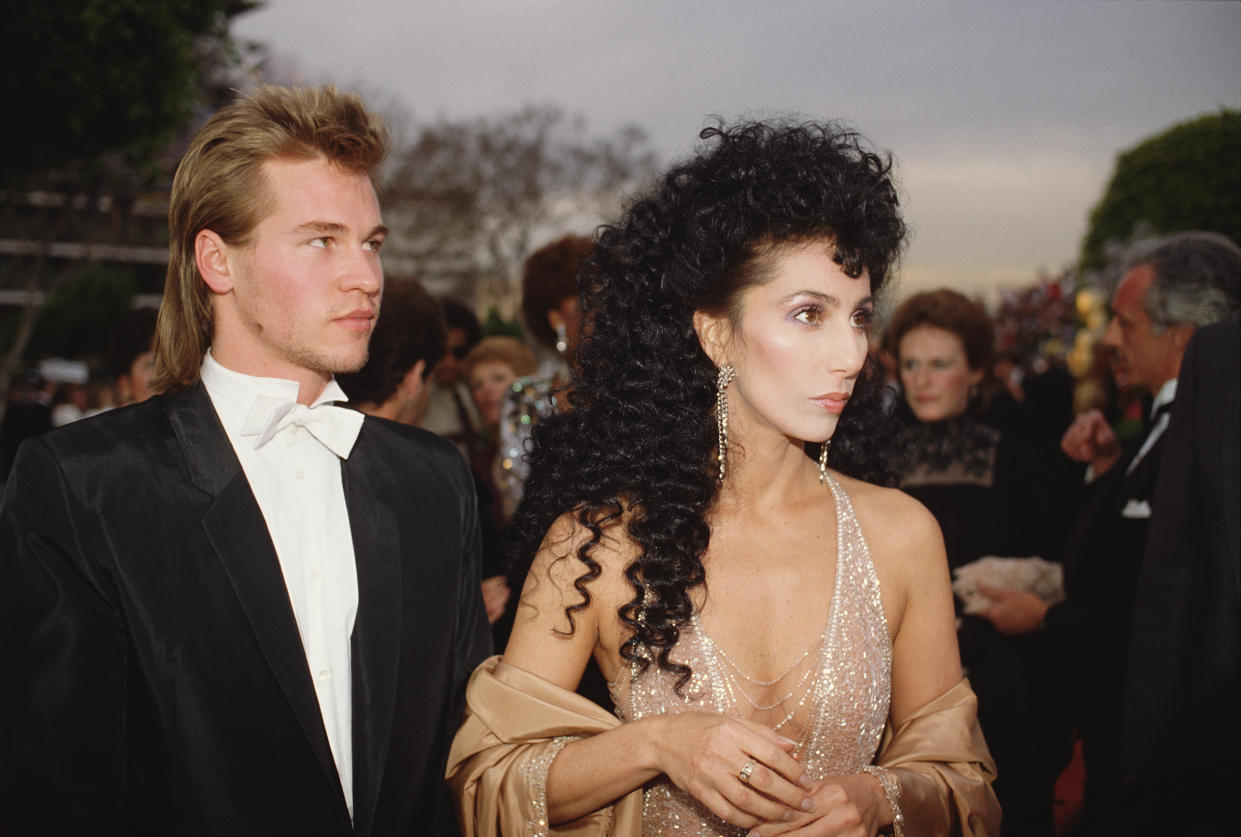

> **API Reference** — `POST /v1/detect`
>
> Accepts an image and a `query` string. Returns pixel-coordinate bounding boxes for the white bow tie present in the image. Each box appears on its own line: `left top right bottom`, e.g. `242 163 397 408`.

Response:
240 394 364 459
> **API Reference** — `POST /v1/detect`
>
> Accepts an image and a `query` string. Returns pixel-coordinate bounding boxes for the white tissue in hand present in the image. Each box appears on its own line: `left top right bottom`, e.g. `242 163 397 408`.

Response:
952 556 1065 615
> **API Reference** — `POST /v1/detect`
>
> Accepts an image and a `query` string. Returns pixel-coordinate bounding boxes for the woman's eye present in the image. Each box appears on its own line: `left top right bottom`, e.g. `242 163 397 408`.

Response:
850 309 873 330
793 306 822 324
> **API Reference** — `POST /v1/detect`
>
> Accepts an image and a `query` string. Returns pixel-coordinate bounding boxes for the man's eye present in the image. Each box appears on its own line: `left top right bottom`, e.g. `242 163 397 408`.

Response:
310 237 330 248
364 239 384 253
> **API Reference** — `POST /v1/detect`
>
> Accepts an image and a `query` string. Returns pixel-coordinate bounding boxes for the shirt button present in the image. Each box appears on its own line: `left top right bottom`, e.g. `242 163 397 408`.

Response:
318 669 331 680
295 469 305 480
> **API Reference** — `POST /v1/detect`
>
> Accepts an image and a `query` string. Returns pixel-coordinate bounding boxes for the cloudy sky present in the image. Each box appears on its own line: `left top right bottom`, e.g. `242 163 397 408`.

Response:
232 0 1240 297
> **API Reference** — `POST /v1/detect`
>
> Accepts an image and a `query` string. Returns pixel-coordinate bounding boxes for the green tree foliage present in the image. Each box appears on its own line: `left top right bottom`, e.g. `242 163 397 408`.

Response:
0 1 254 423
1080 110 1241 270
23 266 138 363
1 0 248 184
482 307 523 339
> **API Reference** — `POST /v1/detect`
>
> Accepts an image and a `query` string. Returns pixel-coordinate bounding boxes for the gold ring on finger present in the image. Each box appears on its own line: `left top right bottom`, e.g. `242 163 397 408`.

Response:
738 759 756 783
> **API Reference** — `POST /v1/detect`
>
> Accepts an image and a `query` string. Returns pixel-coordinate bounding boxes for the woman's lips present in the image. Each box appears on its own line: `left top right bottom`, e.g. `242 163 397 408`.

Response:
812 392 851 414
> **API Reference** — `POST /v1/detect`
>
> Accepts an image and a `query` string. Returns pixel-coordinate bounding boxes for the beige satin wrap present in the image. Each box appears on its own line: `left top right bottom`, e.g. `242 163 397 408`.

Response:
877 678 1000 836
447 657 643 836
447 656 999 837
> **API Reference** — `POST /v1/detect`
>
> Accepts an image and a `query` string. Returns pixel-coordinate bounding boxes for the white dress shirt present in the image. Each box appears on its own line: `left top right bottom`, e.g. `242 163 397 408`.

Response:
200 351 359 818
1127 377 1177 476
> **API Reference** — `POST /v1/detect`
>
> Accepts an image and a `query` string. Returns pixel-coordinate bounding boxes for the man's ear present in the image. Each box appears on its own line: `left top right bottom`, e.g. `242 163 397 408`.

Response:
1169 322 1196 352
401 360 427 394
195 230 235 294
692 309 731 368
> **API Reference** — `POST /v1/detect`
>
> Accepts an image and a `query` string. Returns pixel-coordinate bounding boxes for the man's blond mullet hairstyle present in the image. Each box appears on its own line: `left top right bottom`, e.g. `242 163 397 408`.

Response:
152 85 389 393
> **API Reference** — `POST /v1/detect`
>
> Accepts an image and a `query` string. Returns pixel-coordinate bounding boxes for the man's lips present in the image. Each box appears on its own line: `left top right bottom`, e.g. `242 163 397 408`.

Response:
334 309 376 332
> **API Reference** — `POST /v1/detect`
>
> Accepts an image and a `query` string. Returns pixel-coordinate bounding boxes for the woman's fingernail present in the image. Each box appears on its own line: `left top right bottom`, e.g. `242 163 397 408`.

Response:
799 773 812 788
801 798 817 812
782 810 796 822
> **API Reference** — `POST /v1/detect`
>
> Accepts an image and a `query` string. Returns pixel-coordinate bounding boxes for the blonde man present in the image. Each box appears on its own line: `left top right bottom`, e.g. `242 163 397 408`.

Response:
0 86 490 835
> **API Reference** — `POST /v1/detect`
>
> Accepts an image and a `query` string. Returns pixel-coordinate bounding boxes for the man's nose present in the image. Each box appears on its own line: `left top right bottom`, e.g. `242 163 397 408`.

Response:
342 248 382 294
1101 317 1120 348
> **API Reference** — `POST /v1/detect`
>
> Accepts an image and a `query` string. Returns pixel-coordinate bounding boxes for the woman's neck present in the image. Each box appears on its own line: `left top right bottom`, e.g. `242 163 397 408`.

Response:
718 428 823 512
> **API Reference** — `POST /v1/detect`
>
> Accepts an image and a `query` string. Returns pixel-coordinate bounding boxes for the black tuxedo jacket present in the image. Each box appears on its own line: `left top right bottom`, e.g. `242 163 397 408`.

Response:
1121 320 1241 773
1043 406 1168 754
0 383 492 835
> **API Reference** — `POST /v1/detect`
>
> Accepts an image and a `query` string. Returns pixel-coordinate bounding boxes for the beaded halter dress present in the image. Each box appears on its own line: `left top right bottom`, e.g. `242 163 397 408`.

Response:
608 474 892 836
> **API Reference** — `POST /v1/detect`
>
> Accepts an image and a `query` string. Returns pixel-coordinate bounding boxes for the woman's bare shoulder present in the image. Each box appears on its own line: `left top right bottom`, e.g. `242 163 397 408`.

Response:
830 472 946 575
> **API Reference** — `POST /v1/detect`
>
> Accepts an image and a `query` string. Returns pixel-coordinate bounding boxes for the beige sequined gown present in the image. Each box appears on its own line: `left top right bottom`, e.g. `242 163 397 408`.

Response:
609 474 892 836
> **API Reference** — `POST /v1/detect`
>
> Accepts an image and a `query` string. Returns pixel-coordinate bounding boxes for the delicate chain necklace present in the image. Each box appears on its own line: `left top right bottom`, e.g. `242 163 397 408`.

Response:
711 644 823 732
695 613 829 729
698 615 828 686
727 650 818 713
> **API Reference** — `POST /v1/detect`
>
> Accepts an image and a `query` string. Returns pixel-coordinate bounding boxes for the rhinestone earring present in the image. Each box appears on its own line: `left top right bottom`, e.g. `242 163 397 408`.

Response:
554 323 568 354
819 440 831 484
716 363 736 482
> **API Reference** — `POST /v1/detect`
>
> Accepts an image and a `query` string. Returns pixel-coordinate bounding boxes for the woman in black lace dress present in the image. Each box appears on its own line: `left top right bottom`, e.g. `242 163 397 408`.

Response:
888 289 1067 837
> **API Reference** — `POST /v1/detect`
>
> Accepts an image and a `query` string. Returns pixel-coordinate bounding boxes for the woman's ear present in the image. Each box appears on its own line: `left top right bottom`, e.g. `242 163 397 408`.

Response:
692 309 730 368
195 230 234 294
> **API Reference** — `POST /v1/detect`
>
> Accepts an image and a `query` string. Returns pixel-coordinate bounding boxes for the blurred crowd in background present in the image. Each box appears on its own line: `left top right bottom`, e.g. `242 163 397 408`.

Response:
2 6 1237 833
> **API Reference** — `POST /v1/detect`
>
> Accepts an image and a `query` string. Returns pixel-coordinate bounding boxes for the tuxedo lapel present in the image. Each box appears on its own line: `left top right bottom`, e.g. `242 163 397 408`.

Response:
343 426 403 834
165 385 344 802
1119 424 1166 507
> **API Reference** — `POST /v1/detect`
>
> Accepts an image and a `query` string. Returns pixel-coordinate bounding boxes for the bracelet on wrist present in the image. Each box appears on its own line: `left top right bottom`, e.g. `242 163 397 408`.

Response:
858 765 904 837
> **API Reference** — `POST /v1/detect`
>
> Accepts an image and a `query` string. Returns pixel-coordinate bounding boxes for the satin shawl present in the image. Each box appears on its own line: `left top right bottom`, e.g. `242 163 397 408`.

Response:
877 679 1000 836
448 656 999 836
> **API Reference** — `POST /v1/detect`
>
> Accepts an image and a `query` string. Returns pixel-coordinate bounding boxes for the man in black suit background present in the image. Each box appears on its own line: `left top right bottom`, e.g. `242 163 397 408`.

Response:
0 85 491 835
1118 318 1240 833
981 232 1241 831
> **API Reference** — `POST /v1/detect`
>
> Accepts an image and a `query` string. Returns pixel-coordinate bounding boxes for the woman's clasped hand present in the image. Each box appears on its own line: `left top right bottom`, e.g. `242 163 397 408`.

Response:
647 711 813 829
649 712 895 836
748 773 887 837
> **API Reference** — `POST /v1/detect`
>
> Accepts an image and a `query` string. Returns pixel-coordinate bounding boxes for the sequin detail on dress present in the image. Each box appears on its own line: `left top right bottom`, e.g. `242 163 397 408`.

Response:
608 474 892 836
519 735 575 837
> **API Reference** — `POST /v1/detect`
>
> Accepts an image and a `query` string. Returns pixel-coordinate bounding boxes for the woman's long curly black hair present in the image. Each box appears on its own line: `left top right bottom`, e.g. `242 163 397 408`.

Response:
509 120 907 690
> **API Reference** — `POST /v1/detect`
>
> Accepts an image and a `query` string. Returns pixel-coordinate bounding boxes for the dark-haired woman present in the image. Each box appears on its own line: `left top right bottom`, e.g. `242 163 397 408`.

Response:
888 290 1069 837
496 234 594 518
448 123 999 837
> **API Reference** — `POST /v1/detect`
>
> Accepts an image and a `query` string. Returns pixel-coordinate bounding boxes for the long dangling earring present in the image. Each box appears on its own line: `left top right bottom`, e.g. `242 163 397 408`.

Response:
716 363 736 482
554 322 568 355
818 440 831 484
